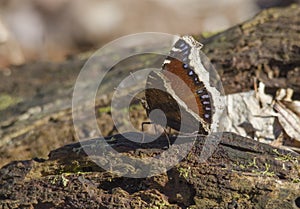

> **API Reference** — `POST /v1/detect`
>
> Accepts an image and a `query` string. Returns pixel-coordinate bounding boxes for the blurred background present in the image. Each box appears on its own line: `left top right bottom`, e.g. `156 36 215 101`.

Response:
0 0 298 68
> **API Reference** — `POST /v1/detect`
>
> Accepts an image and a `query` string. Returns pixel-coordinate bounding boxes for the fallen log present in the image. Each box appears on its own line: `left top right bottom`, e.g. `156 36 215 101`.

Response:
0 4 300 209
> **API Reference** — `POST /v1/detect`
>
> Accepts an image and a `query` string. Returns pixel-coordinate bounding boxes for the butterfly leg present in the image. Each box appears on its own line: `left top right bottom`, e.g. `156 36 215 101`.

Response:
141 121 153 132
163 128 171 148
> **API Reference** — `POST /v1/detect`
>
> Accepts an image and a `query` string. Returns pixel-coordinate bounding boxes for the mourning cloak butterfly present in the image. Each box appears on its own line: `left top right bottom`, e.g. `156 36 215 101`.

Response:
145 35 224 134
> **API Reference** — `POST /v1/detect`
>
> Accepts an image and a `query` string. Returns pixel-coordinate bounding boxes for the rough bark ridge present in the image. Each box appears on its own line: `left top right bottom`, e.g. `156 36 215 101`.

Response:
1 133 300 208
201 5 300 96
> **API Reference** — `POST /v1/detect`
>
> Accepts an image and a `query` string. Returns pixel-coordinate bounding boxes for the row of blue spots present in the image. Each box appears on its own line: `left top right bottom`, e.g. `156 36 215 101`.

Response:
183 62 202 86
199 89 212 120
178 43 201 86
178 41 186 49
203 100 211 119
203 100 210 105
180 43 188 51
178 40 212 121
186 67 199 83
197 89 203 94
197 89 211 105
197 89 210 100
201 94 210 99
177 41 190 63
